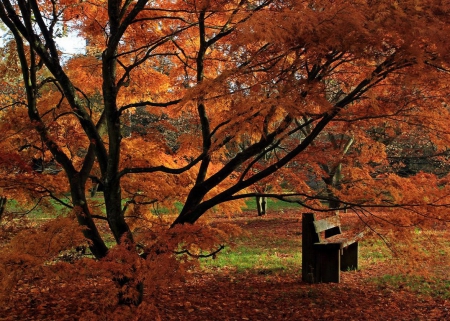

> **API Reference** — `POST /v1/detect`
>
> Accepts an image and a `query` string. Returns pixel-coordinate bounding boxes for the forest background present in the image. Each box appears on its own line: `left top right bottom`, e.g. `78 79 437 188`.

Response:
0 0 450 319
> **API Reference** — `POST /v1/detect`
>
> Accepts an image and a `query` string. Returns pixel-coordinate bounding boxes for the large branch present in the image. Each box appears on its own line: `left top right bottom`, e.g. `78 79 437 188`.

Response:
118 154 204 178
193 9 212 186
28 0 59 60
108 0 150 49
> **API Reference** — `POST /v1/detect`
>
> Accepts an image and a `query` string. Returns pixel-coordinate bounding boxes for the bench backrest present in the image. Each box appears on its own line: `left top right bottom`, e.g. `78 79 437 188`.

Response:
312 215 342 242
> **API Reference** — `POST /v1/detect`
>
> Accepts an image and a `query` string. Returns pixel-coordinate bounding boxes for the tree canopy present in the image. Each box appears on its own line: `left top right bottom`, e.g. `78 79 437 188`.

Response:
0 0 450 317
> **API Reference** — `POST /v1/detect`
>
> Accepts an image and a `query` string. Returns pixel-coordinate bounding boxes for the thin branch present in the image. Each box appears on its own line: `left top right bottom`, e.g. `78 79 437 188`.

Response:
118 99 182 113
174 244 225 258
352 207 397 255
425 61 450 73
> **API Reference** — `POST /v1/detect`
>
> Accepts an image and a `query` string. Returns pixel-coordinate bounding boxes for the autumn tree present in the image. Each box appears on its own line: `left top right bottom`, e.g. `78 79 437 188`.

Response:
1 0 450 316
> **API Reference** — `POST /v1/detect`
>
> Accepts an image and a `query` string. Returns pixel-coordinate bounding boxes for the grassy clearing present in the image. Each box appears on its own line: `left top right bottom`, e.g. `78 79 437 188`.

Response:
202 212 450 302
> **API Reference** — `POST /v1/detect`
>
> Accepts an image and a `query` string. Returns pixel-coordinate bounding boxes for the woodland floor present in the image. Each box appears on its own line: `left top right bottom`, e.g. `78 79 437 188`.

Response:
156 271 450 321
3 210 450 320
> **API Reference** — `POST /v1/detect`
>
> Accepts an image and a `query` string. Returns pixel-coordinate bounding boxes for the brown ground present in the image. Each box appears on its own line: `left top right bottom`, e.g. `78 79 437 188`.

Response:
156 271 450 320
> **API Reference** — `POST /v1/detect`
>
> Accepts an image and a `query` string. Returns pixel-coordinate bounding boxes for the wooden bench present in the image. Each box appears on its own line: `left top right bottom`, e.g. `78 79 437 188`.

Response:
302 213 365 283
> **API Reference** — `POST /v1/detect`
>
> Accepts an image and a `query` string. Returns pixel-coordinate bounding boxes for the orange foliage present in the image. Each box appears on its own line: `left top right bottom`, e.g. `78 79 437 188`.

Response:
0 0 450 317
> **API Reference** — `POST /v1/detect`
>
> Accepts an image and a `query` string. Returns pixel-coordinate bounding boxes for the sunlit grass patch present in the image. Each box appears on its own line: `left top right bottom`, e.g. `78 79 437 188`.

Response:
360 238 393 264
6 198 71 220
244 198 301 211
201 244 302 274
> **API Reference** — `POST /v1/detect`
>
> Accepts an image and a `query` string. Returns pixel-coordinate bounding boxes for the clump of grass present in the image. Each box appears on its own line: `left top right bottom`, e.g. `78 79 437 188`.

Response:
360 239 393 263
201 245 302 274
369 274 450 299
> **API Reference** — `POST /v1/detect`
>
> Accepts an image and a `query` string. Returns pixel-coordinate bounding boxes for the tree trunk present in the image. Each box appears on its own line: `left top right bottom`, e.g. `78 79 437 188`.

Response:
0 196 6 222
323 176 341 212
256 196 267 216
69 178 108 259
104 178 133 244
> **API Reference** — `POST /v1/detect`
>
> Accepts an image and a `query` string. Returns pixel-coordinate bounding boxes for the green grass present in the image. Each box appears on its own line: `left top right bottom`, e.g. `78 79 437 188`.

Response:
201 229 302 274
201 244 302 273
369 274 450 299
150 201 184 215
360 239 393 263
6 198 71 219
243 198 301 211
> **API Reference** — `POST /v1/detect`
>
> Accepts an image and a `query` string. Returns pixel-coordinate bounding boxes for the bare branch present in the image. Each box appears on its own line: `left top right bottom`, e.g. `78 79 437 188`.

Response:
174 245 225 258
118 153 204 178
118 99 182 113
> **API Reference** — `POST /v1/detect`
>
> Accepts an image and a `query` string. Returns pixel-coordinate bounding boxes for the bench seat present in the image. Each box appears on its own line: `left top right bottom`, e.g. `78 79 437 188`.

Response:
315 231 365 249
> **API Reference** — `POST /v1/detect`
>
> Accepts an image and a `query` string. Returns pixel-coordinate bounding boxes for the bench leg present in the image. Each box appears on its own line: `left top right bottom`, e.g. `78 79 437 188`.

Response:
302 213 320 283
314 244 341 283
341 242 358 271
